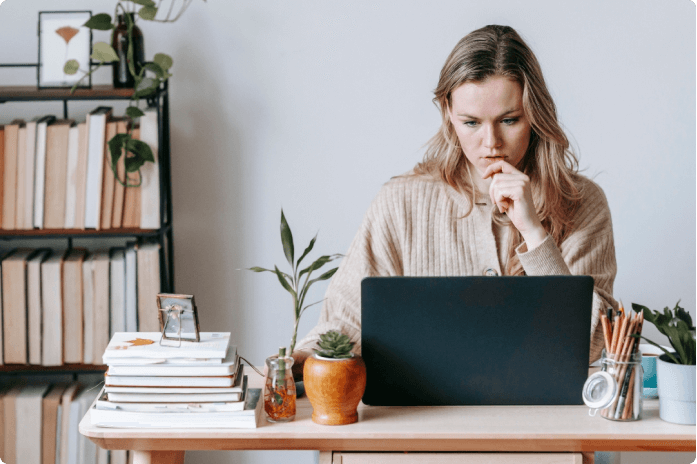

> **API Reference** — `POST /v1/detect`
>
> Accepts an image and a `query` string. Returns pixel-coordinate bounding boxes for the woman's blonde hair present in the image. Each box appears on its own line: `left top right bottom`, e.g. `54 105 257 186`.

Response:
414 25 582 276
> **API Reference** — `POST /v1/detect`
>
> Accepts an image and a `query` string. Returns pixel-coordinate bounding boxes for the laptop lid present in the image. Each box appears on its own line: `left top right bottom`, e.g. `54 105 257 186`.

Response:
361 276 594 406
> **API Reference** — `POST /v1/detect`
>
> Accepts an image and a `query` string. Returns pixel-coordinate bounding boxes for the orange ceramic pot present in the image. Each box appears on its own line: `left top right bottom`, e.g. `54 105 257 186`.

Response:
303 353 367 425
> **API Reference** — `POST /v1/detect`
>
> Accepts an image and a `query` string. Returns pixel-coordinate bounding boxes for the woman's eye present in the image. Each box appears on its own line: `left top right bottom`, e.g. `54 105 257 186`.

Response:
502 118 518 125
463 121 478 127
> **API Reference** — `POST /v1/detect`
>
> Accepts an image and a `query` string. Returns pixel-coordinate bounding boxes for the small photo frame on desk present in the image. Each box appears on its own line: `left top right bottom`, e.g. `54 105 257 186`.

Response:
38 11 92 89
157 293 201 345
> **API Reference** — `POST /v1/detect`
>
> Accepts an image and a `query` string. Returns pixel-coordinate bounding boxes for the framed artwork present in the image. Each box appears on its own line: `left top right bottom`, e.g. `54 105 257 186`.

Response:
157 293 201 345
38 11 92 89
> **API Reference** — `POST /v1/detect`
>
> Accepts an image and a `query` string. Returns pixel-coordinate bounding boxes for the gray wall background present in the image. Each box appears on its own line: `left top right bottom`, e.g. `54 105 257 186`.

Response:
0 1 694 463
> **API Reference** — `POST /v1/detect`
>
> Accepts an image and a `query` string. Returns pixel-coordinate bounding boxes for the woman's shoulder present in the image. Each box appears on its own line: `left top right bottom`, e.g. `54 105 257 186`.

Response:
572 173 611 208
377 170 446 197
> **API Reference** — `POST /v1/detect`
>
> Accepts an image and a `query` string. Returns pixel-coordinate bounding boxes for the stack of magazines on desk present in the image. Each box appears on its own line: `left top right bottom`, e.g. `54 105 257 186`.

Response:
90 332 263 428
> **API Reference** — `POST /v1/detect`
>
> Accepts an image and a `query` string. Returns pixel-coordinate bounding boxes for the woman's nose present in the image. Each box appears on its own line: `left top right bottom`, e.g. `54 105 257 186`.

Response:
482 124 501 149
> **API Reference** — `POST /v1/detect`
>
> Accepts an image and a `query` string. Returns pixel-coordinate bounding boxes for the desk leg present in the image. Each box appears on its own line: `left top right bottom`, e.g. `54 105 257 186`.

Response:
132 450 186 464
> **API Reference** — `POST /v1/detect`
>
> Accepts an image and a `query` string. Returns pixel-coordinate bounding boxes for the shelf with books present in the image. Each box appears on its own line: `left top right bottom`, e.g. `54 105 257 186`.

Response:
0 75 174 376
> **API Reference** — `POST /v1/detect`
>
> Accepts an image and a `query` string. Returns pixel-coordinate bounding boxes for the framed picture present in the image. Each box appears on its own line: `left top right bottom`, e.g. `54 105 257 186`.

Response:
38 11 92 89
157 293 201 344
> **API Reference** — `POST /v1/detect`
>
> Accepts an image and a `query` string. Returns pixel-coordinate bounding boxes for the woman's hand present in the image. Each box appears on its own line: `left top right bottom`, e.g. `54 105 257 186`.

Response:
482 160 547 250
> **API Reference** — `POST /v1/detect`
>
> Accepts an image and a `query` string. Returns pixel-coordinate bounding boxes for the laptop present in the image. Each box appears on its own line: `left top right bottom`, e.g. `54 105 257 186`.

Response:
361 276 594 406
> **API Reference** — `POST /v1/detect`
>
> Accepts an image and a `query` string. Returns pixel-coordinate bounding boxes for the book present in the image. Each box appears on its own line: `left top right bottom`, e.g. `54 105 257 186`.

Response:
59 383 81 464
3 385 24 464
124 242 137 333
65 390 82 464
28 249 51 365
64 124 80 229
105 373 237 387
112 119 128 228
82 253 95 364
33 115 56 228
42 382 69 464
121 125 141 229
84 107 113 229
63 249 86 364
22 118 40 230
108 346 238 376
15 124 27 230
3 119 23 230
16 384 51 464
2 248 36 364
42 250 66 366
110 247 126 337
92 250 111 362
103 332 230 361
92 387 262 428
136 242 161 332
100 119 118 230
73 121 89 230
75 387 101 464
44 119 75 229
139 109 160 229
0 125 4 228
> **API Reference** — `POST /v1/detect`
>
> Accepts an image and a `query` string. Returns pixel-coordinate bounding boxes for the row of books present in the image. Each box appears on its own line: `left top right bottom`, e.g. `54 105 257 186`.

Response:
91 332 263 428
0 244 161 366
0 381 136 464
0 106 160 231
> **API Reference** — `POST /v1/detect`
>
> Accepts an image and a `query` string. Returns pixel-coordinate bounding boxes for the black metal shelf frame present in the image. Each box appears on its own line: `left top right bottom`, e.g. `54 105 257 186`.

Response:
0 75 174 295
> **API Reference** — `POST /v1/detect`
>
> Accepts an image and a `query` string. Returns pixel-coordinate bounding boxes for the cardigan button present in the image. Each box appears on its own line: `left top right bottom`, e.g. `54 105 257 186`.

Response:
483 268 498 276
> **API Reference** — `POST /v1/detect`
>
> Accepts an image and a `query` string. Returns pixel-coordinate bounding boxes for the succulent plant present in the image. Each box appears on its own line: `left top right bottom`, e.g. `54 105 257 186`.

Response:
315 331 354 359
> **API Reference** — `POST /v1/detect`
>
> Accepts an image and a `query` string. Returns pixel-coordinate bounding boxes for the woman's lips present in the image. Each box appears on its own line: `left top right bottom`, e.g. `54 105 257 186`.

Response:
482 155 507 164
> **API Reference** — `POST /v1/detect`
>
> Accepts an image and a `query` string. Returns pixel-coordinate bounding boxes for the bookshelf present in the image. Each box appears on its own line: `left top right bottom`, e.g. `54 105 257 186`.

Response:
0 80 175 376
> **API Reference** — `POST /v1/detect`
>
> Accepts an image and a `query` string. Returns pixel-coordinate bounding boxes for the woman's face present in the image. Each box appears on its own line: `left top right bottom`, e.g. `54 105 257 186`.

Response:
448 76 532 184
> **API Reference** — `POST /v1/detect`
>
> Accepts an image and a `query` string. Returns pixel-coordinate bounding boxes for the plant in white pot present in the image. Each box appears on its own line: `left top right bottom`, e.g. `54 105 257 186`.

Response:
632 301 696 425
304 331 366 425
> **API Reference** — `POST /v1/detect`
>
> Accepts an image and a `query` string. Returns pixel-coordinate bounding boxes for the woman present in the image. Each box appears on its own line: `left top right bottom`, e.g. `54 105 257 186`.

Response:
292 24 618 377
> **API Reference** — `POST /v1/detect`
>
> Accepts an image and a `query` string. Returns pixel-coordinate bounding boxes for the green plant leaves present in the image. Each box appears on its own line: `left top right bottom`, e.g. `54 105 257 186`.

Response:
274 265 297 300
296 234 316 269
134 77 159 98
63 60 79 75
125 138 155 172
84 13 113 30
138 6 158 20
92 42 119 63
126 0 156 6
153 53 173 72
280 210 294 268
126 106 145 119
632 301 696 365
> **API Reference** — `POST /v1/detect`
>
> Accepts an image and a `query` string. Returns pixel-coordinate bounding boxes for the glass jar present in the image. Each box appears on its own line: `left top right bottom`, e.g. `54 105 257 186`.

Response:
583 349 643 421
112 13 145 88
264 354 296 422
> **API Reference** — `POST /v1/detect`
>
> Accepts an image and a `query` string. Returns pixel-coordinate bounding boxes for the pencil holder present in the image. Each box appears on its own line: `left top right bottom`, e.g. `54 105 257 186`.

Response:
584 349 643 421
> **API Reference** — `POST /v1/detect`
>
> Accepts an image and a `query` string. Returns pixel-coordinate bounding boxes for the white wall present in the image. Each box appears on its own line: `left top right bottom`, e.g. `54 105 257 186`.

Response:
0 1 694 463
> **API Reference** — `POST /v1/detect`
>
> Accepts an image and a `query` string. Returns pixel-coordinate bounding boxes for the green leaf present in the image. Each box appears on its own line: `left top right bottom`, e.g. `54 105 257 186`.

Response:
84 13 113 30
91 42 119 62
126 106 145 119
144 62 165 79
298 254 337 281
280 210 294 268
108 133 129 174
274 265 297 300
248 266 272 273
123 138 155 173
138 6 158 20
63 60 80 75
126 0 156 6
134 77 160 98
153 53 173 72
307 267 338 287
274 392 283 405
296 234 316 269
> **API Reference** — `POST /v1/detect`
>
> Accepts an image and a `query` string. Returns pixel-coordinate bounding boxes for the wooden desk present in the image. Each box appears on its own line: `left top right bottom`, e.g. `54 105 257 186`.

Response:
80 372 695 464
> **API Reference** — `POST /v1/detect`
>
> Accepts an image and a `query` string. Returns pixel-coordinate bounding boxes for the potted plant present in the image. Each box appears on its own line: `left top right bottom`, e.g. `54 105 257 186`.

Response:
304 331 367 425
632 301 696 425
248 210 341 421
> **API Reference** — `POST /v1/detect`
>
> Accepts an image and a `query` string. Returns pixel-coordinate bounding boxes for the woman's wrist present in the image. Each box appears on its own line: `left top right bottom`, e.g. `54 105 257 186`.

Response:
521 225 547 251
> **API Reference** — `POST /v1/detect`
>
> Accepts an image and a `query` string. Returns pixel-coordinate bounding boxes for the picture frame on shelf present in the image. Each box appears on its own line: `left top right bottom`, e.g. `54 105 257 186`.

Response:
38 10 92 89
157 293 201 344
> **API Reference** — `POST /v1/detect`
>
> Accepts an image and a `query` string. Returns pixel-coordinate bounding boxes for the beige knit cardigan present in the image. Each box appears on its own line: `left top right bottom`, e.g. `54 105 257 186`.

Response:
295 173 618 363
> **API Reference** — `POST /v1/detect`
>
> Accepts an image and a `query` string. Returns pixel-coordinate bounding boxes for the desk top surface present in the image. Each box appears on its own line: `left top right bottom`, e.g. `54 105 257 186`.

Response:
79 371 696 453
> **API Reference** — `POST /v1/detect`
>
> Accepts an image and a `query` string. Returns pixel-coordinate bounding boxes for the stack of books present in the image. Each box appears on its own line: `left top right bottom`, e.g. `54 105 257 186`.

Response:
90 332 263 428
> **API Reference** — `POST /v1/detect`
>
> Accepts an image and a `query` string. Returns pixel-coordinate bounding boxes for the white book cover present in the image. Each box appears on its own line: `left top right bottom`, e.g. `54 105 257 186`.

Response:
33 116 54 228
103 332 230 360
105 373 236 387
23 118 39 230
110 248 126 337
64 125 80 228
82 254 95 364
59 383 81 464
92 388 262 428
139 108 160 229
15 384 51 464
15 126 27 229
103 356 224 365
66 396 81 464
42 251 65 366
76 387 100 464
105 391 243 403
27 249 50 365
124 243 137 332
84 107 111 229
107 346 238 376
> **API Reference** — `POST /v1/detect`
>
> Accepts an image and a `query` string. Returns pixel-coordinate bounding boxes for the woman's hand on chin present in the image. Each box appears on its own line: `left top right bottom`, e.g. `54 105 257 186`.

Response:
482 160 547 250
